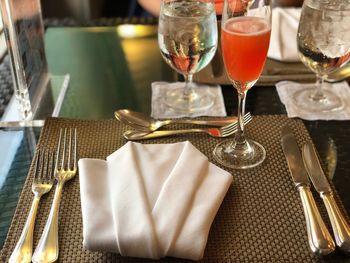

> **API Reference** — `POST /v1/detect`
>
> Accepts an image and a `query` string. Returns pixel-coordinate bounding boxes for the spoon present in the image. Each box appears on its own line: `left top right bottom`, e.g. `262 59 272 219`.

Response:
114 109 238 132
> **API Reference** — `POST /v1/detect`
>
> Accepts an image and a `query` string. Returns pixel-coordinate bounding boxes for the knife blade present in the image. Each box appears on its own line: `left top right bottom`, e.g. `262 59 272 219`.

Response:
303 142 350 253
281 126 335 255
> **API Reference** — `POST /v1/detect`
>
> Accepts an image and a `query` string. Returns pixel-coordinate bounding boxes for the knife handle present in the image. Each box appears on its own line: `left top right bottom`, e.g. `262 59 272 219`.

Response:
321 192 350 253
298 185 335 255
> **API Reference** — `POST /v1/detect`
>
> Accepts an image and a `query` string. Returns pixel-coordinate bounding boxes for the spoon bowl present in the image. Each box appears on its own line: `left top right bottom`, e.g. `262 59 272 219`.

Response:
115 109 170 131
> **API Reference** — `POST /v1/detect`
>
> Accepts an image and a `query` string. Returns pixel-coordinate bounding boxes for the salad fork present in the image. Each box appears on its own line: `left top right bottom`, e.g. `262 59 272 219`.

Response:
10 150 54 263
124 113 253 140
32 128 78 263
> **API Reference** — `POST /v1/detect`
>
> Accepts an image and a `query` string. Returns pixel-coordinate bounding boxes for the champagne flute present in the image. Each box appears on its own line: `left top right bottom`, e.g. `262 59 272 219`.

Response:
293 0 350 112
213 0 271 169
158 0 218 113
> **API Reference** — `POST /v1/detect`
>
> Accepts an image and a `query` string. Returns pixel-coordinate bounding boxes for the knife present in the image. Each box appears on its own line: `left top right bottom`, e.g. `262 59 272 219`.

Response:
303 142 350 253
281 126 335 255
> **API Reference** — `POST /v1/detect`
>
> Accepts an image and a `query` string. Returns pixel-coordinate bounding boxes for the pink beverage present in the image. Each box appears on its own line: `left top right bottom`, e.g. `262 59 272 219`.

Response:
222 16 271 84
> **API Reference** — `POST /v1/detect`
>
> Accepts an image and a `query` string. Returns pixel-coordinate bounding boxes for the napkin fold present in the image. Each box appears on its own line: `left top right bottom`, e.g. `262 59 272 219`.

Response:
268 7 301 62
276 80 350 120
151 81 227 119
78 141 232 260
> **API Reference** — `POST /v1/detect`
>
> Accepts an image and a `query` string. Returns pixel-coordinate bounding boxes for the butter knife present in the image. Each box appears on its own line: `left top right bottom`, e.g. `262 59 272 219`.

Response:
303 142 350 253
281 126 335 255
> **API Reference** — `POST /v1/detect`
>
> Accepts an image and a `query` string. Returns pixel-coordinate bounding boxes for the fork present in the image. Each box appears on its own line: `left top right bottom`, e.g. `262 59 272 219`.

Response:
32 128 78 263
9 150 54 263
124 113 253 140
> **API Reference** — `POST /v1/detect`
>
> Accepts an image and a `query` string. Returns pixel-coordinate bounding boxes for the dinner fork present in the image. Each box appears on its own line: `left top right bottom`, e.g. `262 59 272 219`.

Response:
32 128 78 263
9 150 54 263
124 113 253 140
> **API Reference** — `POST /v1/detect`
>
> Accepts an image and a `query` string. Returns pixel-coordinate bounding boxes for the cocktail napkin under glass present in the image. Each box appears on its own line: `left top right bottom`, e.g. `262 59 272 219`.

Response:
78 141 232 260
151 81 226 119
276 81 350 120
267 7 301 62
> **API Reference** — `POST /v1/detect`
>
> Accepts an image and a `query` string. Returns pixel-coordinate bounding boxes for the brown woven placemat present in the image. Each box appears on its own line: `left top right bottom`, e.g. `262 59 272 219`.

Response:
0 115 346 262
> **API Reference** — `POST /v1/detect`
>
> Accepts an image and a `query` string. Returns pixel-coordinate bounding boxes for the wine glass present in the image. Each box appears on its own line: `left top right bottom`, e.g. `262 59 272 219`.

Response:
293 0 350 112
158 0 218 113
213 0 271 169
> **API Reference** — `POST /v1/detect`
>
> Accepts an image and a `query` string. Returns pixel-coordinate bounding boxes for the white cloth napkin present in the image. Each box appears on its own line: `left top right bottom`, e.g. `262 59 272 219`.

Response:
0 130 23 188
78 141 232 260
268 7 301 62
276 81 350 120
151 81 227 119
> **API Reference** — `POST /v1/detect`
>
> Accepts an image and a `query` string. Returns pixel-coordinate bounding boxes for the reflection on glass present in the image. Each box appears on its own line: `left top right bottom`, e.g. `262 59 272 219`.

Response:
0 0 50 120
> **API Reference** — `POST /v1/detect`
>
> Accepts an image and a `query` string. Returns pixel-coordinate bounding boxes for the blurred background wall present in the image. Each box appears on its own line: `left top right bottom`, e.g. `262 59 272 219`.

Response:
40 0 140 20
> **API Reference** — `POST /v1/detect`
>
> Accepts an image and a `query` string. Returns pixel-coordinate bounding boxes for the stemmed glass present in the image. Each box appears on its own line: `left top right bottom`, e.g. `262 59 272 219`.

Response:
293 0 350 112
213 0 271 169
158 0 218 113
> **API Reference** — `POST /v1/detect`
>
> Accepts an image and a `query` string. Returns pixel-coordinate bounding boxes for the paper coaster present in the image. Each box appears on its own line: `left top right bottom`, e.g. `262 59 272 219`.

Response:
276 80 350 120
151 81 227 119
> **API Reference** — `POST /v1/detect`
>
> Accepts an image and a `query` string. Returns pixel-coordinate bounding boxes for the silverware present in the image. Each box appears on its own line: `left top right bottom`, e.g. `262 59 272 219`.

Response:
9 150 54 263
124 113 252 140
303 142 350 253
281 126 335 256
115 109 239 131
32 128 78 263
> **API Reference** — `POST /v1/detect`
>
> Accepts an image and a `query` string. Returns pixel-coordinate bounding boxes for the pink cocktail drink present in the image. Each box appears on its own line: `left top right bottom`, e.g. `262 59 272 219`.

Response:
222 16 271 85
213 0 271 169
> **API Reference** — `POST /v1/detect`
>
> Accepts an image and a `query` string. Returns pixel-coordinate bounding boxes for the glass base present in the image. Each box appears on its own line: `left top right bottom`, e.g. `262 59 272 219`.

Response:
293 89 344 112
213 139 266 169
163 87 214 113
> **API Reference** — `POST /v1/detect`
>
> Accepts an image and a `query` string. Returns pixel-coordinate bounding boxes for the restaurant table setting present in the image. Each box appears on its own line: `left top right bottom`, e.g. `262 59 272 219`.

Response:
2 0 350 262
2 115 350 262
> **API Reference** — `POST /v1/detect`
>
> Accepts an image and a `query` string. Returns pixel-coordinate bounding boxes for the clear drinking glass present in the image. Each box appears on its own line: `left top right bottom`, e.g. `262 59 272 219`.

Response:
293 0 350 112
213 0 271 169
158 0 218 113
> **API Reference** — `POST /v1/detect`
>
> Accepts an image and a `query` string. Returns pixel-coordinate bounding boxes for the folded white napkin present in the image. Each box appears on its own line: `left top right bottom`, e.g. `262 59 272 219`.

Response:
151 81 227 119
78 141 232 260
268 7 301 62
276 80 350 120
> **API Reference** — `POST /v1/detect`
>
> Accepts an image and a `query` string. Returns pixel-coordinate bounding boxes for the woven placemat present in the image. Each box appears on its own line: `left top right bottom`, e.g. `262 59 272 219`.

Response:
0 115 347 262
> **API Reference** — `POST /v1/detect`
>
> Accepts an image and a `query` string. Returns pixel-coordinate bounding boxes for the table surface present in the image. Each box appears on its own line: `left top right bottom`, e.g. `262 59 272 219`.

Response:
1 25 350 262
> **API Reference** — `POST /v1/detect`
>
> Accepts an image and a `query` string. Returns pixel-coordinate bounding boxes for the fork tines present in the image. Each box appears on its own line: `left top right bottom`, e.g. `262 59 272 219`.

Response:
55 128 78 171
220 113 253 137
222 112 252 131
34 149 55 184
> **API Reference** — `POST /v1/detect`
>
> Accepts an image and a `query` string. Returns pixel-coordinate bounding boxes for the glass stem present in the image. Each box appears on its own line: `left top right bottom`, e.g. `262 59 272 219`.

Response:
310 75 326 102
183 74 194 100
234 90 247 147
